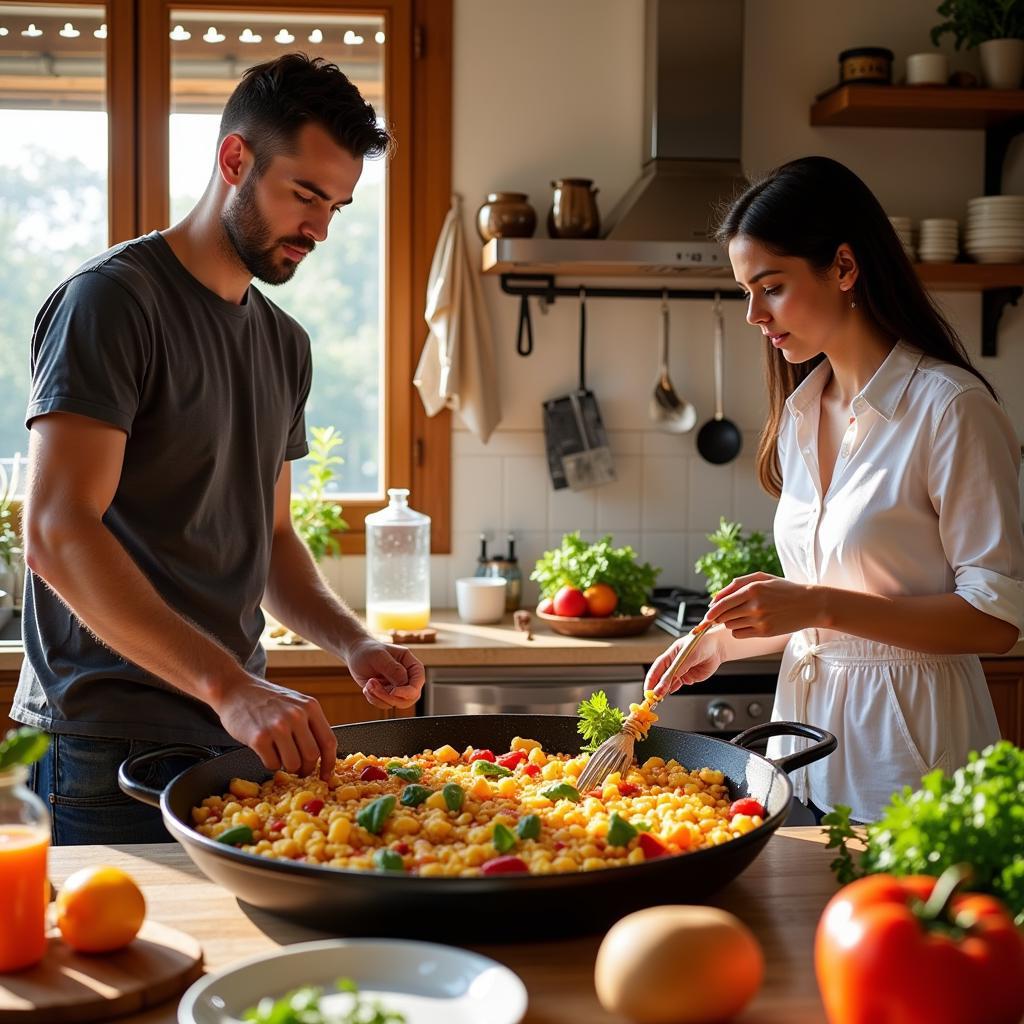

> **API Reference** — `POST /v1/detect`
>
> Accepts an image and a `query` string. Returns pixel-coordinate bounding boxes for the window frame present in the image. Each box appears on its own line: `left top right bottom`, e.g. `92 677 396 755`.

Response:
130 0 452 553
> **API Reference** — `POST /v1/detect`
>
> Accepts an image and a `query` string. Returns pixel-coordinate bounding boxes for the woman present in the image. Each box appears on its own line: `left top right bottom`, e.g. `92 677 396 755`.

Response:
646 156 1023 823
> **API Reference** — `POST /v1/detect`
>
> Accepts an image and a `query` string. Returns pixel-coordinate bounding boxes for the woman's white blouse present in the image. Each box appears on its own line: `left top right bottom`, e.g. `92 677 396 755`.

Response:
769 340 1024 822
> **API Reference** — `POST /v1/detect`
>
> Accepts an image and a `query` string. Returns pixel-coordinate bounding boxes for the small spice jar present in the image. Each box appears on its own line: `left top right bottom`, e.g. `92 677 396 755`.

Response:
838 47 894 86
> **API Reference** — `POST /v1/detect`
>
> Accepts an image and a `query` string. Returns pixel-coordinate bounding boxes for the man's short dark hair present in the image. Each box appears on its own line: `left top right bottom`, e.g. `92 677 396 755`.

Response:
219 52 393 173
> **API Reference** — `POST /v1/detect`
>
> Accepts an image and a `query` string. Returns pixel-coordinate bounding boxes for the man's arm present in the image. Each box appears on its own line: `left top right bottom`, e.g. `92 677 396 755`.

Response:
262 464 425 711
23 412 337 778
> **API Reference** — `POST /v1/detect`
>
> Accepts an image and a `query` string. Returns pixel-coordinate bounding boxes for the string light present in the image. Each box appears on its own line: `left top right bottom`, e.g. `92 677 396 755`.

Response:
94 23 107 39
21 23 42 37
343 30 364 45
308 29 323 44
0 28 8 37
58 22 80 39
169 25 191 41
274 29 294 44
375 31 385 44
203 27 225 43
239 28 261 44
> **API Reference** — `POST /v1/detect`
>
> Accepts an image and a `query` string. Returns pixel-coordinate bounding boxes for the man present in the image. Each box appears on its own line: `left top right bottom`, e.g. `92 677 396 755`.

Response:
13 54 425 845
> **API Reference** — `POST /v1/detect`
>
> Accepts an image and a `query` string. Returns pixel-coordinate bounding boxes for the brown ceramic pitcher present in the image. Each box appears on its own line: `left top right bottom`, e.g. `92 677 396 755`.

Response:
547 178 600 238
475 192 537 242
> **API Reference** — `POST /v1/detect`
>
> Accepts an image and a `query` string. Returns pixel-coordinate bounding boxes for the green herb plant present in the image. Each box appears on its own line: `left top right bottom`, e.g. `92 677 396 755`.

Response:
531 532 660 615
694 518 782 596
577 691 625 754
823 741 1024 926
0 727 49 772
0 456 21 572
931 0 1024 49
243 976 407 1024
291 426 349 562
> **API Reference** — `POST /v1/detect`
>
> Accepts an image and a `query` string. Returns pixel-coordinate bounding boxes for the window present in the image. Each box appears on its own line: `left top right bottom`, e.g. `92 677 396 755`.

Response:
0 0 451 551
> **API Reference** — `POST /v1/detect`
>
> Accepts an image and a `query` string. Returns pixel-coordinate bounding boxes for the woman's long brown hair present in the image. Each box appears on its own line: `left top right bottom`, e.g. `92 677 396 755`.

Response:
716 156 997 498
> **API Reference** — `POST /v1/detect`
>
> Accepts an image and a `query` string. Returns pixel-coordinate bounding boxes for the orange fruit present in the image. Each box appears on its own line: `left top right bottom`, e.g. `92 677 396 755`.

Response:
584 583 619 618
55 865 145 953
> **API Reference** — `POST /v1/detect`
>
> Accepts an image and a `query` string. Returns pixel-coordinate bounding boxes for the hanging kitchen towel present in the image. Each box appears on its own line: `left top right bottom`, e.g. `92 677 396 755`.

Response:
414 194 502 443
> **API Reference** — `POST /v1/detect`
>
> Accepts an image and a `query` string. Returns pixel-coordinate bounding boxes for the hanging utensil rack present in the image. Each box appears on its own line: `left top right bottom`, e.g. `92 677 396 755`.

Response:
501 274 746 356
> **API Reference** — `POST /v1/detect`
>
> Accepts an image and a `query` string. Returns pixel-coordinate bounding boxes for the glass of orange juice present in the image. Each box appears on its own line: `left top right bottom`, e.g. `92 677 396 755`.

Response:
0 764 50 972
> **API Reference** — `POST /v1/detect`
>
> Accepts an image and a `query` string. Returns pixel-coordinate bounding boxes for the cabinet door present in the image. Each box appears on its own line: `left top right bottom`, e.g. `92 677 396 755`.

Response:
265 667 414 724
983 659 1024 747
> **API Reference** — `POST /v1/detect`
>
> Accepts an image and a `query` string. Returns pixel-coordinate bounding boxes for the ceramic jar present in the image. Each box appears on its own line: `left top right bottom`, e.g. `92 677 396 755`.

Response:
475 192 537 242
547 178 600 238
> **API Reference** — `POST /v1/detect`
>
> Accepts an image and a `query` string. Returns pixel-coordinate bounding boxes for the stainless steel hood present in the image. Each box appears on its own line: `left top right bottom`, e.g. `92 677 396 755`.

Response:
490 0 746 274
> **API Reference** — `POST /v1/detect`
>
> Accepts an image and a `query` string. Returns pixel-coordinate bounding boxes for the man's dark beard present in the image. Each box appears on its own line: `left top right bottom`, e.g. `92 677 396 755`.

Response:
220 172 314 285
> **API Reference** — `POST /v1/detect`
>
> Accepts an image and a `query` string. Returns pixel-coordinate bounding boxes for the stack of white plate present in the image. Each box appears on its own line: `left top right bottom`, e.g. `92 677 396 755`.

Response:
965 196 1024 263
888 216 915 261
918 218 959 263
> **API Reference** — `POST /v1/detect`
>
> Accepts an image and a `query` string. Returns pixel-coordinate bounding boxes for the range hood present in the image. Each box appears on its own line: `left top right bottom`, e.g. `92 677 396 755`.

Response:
484 0 746 275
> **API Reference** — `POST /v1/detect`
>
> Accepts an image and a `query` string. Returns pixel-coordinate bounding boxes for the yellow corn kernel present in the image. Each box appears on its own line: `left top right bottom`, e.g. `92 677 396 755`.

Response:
527 747 547 765
699 767 724 785
335 785 359 802
273 770 294 785
642 757 665 770
273 837 300 858
540 762 563 781
627 847 646 865
352 757 373 773
290 790 315 812
425 791 448 811
464 844 490 867
470 777 493 800
496 776 518 798
191 806 212 824
552 855 578 872
425 817 453 842
222 801 241 818
391 816 421 836
293 822 319 847
433 744 459 763
419 862 445 877
582 857 606 872
328 817 352 844
229 777 260 800
601 784 620 801
510 737 541 752
236 808 260 830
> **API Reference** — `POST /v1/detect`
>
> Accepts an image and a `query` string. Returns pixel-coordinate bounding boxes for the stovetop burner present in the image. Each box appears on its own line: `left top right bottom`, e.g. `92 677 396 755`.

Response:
648 585 711 637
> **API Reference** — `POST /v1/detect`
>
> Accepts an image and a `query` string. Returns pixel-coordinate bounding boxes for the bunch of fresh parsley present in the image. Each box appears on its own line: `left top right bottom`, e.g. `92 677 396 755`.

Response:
824 740 1024 925
531 532 660 615
577 691 626 754
693 518 782 596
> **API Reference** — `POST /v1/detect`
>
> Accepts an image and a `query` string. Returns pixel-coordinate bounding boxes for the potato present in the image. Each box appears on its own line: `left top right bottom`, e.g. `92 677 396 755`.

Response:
594 905 763 1023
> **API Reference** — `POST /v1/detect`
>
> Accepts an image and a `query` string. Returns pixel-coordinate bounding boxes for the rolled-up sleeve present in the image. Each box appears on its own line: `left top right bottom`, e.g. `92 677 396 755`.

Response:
928 385 1024 632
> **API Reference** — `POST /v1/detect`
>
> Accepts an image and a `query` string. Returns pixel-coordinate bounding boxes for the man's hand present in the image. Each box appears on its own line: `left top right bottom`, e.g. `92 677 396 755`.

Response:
345 638 426 710
213 674 338 780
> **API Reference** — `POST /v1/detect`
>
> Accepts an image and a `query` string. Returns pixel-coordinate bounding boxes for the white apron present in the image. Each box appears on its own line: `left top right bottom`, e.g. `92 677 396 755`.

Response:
768 342 1023 822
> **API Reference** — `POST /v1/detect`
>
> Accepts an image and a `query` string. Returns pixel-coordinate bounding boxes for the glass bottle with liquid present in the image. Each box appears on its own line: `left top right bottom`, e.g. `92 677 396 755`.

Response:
0 764 50 972
365 488 431 632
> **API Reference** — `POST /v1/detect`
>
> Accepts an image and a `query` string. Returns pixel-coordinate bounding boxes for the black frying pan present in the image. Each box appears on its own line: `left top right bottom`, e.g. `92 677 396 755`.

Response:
119 716 835 940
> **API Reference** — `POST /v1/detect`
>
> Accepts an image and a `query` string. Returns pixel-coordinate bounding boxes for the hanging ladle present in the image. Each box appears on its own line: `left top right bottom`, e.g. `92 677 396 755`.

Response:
650 291 697 433
696 293 743 464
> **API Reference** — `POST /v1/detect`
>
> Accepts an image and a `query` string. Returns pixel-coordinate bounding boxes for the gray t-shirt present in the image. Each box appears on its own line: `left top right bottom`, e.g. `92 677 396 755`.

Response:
12 231 311 745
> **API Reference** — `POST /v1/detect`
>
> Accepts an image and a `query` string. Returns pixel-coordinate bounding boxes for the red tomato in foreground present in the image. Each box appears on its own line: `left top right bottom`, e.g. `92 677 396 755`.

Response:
728 797 766 819
815 871 1024 1024
481 855 529 876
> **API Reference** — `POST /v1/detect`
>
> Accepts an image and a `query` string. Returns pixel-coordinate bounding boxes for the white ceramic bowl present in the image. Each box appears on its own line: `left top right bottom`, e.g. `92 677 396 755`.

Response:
178 938 529 1024
455 576 507 624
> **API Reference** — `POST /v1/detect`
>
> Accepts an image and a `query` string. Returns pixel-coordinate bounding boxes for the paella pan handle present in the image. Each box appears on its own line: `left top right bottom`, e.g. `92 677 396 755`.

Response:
730 721 837 774
118 743 217 807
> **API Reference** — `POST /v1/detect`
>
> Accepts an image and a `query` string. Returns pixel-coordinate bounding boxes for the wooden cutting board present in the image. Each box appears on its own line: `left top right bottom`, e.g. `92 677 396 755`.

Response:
0 920 203 1023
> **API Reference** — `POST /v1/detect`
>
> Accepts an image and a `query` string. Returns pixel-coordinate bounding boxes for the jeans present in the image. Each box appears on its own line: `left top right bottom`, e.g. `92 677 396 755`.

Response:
30 733 229 846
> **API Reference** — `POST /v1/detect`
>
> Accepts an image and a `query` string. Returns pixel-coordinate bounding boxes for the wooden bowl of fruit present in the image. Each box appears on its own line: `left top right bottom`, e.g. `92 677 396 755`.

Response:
536 584 658 638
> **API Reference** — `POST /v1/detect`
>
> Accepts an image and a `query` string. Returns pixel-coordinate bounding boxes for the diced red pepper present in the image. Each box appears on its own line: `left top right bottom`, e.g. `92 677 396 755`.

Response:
521 763 541 778
497 750 527 769
729 797 766 819
394 842 410 854
468 748 496 763
618 782 640 797
584 788 604 799
302 798 325 816
481 855 530 876
359 765 388 782
268 818 286 833
638 832 669 859
553 841 566 850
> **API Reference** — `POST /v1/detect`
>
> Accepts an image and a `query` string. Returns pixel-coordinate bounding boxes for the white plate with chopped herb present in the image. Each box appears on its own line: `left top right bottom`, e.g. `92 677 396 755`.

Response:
178 938 528 1024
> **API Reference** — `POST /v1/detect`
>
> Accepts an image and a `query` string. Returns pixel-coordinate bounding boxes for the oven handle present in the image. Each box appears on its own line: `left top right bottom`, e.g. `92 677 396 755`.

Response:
731 721 837 774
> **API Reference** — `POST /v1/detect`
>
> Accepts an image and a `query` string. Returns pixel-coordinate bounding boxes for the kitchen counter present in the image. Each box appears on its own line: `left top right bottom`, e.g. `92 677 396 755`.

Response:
47 828 845 1023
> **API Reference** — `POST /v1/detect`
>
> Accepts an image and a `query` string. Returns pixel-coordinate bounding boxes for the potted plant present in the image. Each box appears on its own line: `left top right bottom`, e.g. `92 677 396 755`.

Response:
0 456 22 627
694 518 782 597
931 0 1024 89
290 426 349 562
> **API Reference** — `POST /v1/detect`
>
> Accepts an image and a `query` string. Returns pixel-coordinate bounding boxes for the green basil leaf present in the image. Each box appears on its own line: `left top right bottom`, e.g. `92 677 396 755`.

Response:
373 848 406 872
492 822 516 853
516 814 541 841
0 727 50 772
216 824 254 847
442 782 465 813
400 784 432 807
386 762 423 783
472 760 513 778
606 811 638 847
357 795 397 835
634 820 652 832
541 782 581 803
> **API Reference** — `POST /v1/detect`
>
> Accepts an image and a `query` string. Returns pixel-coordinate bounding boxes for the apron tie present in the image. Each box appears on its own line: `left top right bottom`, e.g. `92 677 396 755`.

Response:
788 631 829 686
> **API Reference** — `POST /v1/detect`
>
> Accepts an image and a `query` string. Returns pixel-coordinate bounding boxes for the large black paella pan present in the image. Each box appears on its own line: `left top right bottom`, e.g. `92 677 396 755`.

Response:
119 715 835 939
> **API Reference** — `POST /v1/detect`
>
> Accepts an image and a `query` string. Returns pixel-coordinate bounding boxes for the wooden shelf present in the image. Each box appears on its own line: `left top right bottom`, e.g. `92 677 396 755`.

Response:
916 262 1024 290
810 84 1024 130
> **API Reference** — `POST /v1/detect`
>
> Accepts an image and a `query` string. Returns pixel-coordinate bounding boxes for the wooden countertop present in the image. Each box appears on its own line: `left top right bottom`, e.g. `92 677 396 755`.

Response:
47 829 843 1023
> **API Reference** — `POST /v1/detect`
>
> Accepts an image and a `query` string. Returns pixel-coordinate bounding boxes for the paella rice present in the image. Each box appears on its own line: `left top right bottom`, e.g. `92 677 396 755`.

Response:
190 698 766 877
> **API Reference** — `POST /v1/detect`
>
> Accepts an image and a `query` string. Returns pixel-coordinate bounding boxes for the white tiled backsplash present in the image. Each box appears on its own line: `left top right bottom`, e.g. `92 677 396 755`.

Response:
321 426 778 611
